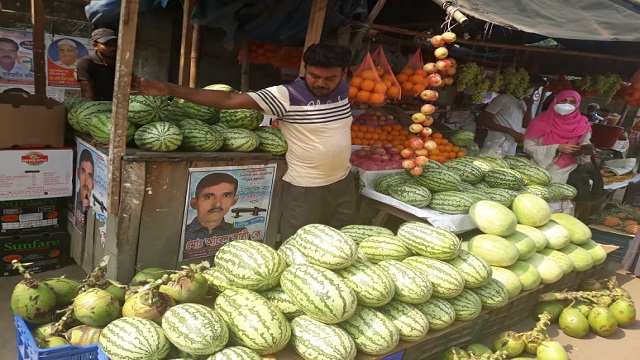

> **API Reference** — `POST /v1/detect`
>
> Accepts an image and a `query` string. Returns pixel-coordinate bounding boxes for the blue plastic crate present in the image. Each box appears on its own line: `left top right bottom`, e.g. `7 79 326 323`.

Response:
14 313 100 360
97 345 109 360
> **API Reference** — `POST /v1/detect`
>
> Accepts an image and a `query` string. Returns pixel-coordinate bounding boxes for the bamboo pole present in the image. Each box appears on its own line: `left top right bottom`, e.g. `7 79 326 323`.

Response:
189 24 201 88
30 0 46 99
178 0 194 86
299 0 328 75
349 0 388 52
240 39 250 92
107 0 140 214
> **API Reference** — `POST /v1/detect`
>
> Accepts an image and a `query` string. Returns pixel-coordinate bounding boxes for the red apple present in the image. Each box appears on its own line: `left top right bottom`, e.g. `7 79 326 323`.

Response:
444 77 454 85
424 139 437 150
402 159 416 169
420 89 439 102
409 166 423 176
411 112 426 123
408 137 425 149
446 67 457 76
434 47 449 59
409 123 424 134
448 58 458 67
420 127 433 138
427 73 443 87
441 32 457 43
422 116 434 126
414 148 428 156
430 35 444 47
421 104 436 115
415 155 429 166
423 62 438 74
400 148 414 159
436 59 451 71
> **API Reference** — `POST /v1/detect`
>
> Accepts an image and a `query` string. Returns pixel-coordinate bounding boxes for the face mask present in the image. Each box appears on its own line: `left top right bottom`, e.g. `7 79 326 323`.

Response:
554 103 576 116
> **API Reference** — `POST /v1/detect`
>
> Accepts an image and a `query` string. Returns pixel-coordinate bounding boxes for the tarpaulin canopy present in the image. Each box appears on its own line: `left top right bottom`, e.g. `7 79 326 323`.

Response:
455 0 640 42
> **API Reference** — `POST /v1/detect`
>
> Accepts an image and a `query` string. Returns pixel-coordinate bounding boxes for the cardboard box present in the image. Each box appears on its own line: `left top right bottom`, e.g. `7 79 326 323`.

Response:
0 231 69 276
0 94 66 149
0 198 67 234
0 148 73 201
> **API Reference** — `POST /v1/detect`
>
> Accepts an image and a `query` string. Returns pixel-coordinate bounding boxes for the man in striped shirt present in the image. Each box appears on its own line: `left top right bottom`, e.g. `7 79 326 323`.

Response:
134 43 356 240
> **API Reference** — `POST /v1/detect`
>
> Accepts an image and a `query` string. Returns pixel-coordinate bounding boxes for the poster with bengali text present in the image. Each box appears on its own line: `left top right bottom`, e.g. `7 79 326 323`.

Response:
74 137 109 234
0 28 41 85
46 36 89 87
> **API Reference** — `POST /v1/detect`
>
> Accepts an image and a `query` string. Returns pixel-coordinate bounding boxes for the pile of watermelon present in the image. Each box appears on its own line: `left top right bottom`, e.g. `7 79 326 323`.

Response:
65 85 287 155
374 155 577 214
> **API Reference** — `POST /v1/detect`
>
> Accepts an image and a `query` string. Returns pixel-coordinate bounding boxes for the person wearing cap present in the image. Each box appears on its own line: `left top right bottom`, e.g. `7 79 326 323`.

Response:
54 39 79 68
76 28 117 101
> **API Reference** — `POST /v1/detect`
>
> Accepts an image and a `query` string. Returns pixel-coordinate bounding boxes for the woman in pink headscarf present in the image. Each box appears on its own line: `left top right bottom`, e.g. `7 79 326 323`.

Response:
523 90 592 183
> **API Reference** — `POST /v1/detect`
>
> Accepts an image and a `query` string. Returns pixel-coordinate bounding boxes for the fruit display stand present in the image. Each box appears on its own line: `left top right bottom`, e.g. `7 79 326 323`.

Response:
70 135 287 283
358 169 575 233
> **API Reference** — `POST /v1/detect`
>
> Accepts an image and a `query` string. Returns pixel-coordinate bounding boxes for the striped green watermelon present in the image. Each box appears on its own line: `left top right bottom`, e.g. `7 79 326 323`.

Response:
89 112 136 144
521 185 555 201
449 129 475 146
222 128 260 152
340 225 395 244
280 264 357 324
444 159 485 184
377 300 429 341
214 288 291 355
446 288 483 321
467 234 519 267
205 346 262 360
456 182 477 192
473 181 492 190
290 315 357 360
220 109 263 130
512 164 552 185
389 183 432 208
162 303 229 355
484 168 525 190
134 121 183 151
214 240 286 291
414 168 462 192
504 156 532 168
458 156 494 172
396 222 461 261
277 236 309 266
482 188 519 207
128 95 169 125
260 286 304 319
67 100 112 133
292 224 357 269
180 123 224 151
201 267 235 295
414 297 456 330
177 119 210 128
377 260 432 304
490 266 522 300
547 182 577 200
337 306 400 355
336 261 395 307
479 156 509 169
62 96 87 110
253 126 288 155
403 256 465 298
471 278 509 309
100 317 170 359
358 235 412 263
448 249 492 289
175 99 219 123
164 105 190 124
428 191 476 214
374 172 415 195
463 191 490 203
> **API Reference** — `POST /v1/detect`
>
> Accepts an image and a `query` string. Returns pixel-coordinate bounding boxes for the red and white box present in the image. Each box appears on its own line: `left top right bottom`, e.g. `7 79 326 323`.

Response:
0 148 73 201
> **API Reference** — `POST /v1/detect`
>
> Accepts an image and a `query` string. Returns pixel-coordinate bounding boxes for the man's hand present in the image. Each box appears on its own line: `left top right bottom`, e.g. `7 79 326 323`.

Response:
131 75 170 97
508 129 524 142
558 144 581 154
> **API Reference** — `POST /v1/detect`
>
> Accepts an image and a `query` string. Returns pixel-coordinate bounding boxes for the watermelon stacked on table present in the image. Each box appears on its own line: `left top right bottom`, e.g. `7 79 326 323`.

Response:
64 86 288 154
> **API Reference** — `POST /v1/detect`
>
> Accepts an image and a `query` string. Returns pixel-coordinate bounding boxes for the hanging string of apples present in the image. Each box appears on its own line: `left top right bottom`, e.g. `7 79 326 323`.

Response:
401 31 460 176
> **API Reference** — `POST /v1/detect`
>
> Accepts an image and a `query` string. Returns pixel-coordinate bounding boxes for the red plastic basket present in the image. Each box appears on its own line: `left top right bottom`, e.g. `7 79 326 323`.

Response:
14 313 100 360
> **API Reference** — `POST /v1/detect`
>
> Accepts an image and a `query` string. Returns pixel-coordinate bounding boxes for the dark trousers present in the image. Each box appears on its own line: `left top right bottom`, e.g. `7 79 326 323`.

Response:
279 173 357 240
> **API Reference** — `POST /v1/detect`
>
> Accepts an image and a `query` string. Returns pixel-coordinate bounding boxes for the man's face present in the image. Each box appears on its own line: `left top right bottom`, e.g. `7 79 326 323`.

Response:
304 65 345 97
77 160 94 208
0 42 18 69
58 44 78 65
190 182 238 226
95 39 117 61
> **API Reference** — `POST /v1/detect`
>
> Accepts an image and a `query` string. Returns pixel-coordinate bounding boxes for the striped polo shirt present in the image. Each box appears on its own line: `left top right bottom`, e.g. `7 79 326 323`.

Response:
248 78 352 187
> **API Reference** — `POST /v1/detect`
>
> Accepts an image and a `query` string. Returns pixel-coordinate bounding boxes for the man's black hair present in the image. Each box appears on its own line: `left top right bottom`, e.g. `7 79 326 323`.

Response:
195 173 238 197
0 37 19 51
302 43 352 70
79 149 94 168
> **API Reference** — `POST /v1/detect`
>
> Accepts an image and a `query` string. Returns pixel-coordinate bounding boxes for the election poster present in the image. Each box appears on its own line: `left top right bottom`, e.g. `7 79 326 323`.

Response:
179 164 277 261
74 137 110 234
47 36 89 87
0 28 37 85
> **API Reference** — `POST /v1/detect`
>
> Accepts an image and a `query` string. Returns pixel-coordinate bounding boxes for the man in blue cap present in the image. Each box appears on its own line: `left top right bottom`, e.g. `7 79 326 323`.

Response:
76 28 117 100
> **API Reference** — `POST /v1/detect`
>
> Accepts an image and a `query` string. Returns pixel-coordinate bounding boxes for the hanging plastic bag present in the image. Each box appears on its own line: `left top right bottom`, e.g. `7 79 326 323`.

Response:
370 46 402 102
479 136 509 158
349 52 387 107
396 48 426 97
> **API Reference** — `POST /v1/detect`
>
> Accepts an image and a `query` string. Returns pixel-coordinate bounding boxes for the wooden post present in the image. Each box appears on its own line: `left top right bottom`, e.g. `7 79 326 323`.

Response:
178 0 195 86
30 0 46 98
107 0 140 214
189 24 201 88
240 39 250 92
299 0 328 75
348 0 387 52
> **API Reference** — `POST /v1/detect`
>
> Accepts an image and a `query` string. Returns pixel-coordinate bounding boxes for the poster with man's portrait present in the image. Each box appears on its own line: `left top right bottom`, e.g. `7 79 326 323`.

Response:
47 36 89 87
0 28 38 85
179 164 277 261
74 138 110 232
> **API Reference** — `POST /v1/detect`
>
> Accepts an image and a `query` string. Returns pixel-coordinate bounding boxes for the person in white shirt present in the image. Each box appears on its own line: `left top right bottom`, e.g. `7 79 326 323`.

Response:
0 38 32 80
